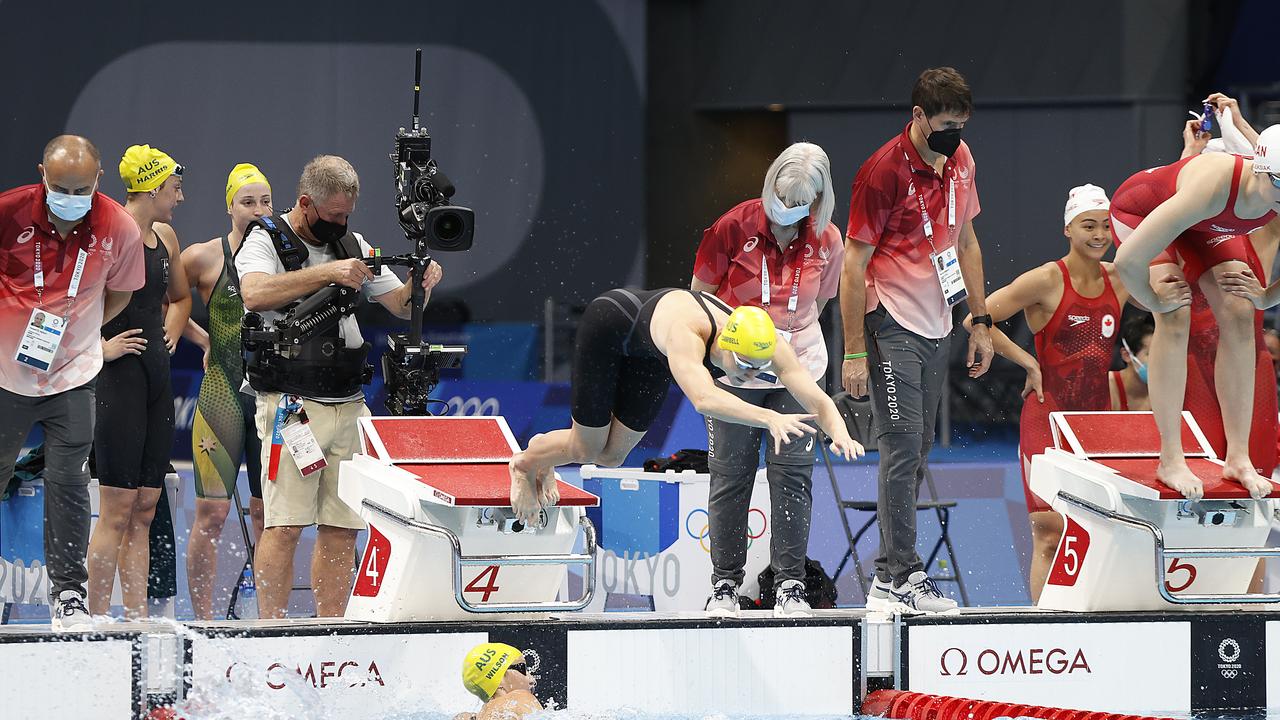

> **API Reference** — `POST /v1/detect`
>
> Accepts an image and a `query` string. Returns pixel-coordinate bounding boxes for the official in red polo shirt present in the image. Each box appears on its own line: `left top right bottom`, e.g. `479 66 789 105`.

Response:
840 67 993 614
692 142 844 618
0 135 145 630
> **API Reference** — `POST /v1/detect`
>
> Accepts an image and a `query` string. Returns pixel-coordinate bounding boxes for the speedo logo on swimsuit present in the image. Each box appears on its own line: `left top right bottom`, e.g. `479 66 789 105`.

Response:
1209 224 1237 233
1067 314 1090 327
1206 234 1234 247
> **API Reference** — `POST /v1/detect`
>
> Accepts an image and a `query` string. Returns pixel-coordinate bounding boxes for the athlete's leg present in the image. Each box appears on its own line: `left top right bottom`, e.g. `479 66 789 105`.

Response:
1028 510 1064 603
116 486 162 618
87 486 136 615
1148 263 1202 498
1202 260 1272 497
187 497 232 620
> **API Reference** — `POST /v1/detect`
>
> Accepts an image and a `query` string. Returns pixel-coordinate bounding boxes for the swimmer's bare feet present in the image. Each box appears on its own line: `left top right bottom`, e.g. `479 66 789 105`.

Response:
1223 457 1274 499
536 466 560 508
508 453 542 522
1156 461 1205 500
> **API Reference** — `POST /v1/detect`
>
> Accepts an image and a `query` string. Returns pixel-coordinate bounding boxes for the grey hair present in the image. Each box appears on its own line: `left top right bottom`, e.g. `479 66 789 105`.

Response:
761 142 834 230
297 155 360 203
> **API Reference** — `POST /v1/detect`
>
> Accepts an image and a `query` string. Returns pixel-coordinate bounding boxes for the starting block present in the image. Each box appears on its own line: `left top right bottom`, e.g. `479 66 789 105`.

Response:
1030 411 1280 611
337 416 600 621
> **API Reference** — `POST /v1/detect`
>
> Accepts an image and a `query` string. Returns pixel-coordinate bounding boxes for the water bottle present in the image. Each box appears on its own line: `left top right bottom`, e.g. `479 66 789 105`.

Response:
234 565 259 620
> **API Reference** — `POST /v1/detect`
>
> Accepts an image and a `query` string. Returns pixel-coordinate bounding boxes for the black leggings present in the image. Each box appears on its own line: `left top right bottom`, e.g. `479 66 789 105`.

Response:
95 344 175 490
570 292 673 431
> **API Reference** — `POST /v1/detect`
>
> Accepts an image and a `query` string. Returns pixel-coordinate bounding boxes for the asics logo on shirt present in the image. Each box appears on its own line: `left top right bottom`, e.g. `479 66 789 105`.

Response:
1206 234 1234 247
743 237 759 252
1067 314 1090 327
16 226 34 244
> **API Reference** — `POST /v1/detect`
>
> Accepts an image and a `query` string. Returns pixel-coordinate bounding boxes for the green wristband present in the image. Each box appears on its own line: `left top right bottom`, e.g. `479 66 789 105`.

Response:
844 352 868 360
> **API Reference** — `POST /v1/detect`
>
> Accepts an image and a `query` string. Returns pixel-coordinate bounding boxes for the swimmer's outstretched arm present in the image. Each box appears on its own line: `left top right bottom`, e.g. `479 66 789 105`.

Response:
665 331 815 454
772 343 865 460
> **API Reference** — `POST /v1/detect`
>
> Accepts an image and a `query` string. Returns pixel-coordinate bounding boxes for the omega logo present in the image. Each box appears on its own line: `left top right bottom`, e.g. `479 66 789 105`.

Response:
938 646 1092 677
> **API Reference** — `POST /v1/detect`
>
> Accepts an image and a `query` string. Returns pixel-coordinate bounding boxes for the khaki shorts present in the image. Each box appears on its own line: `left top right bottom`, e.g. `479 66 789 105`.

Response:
254 392 368 530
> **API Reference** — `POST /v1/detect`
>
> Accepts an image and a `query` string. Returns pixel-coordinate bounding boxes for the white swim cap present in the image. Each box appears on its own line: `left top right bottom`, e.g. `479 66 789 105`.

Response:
1252 124 1280 175
1064 183 1111 226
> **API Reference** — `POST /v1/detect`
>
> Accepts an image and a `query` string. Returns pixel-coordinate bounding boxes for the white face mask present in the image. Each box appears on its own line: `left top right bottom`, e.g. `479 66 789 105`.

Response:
44 177 96 222
766 194 811 227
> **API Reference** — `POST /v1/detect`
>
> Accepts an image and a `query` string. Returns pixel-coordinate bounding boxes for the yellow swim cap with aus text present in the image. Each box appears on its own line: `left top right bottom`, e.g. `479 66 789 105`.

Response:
462 642 523 702
717 305 777 361
120 145 182 193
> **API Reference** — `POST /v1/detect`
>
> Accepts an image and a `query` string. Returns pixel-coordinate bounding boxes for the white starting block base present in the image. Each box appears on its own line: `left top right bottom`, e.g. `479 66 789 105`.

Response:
338 417 600 621
1030 411 1280 612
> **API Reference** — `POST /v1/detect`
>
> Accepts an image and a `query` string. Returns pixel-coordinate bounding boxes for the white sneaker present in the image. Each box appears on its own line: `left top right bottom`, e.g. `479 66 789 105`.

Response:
705 580 740 618
774 579 812 618
890 571 959 614
865 576 896 612
51 590 93 632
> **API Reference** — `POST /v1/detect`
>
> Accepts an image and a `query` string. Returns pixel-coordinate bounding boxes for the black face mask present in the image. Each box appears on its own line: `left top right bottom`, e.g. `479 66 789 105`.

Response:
925 126 963 158
308 207 348 245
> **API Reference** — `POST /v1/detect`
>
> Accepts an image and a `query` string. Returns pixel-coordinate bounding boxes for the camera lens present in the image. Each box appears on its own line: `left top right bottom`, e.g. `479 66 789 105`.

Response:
433 211 463 241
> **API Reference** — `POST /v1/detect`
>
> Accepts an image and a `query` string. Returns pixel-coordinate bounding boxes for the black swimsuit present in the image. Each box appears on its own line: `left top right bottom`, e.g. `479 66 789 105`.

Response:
96 234 174 489
571 288 730 430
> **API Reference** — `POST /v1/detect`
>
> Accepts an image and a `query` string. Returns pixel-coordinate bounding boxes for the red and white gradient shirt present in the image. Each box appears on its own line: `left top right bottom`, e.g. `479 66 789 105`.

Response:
0 184 144 396
694 198 844 388
846 122 981 339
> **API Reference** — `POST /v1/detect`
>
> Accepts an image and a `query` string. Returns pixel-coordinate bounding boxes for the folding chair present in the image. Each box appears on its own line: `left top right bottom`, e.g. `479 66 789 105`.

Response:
819 392 970 606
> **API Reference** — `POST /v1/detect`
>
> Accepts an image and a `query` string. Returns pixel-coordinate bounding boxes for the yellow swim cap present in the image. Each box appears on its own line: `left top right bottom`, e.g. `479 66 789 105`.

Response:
462 642 523 702
717 306 777 361
120 145 182 193
225 163 271 209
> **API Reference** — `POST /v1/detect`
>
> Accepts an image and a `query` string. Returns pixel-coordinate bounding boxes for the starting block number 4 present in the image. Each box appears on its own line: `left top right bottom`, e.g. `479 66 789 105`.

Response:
353 525 392 598
464 565 502 602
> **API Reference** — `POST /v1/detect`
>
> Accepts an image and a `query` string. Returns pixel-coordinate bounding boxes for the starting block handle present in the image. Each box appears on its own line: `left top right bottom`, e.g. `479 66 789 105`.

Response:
1058 491 1280 605
362 500 598 614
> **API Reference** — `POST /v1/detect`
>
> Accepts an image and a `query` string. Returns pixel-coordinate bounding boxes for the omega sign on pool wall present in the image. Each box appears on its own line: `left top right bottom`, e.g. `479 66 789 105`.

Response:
905 621 1191 714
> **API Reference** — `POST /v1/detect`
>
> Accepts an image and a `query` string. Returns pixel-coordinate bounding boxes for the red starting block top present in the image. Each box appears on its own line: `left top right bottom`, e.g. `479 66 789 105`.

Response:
399 463 599 507
1096 458 1280 500
359 416 518 463
1050 411 1213 459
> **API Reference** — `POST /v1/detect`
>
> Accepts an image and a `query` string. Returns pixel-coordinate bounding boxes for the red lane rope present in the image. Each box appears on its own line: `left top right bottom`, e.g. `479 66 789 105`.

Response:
862 690 1175 720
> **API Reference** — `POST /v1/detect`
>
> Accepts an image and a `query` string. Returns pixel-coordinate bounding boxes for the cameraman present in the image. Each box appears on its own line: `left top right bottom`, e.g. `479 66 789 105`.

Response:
235 155 443 618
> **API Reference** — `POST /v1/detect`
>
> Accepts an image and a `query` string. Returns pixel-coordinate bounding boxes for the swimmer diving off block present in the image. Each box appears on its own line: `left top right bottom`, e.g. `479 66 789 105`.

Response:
509 288 864 522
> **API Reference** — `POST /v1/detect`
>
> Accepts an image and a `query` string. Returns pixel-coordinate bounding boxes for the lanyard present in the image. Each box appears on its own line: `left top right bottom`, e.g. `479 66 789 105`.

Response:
34 237 88 319
758 240 802 331
902 149 956 250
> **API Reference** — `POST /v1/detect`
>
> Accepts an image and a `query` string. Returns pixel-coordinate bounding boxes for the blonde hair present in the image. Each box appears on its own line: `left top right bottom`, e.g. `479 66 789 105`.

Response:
297 155 359 203
761 142 834 231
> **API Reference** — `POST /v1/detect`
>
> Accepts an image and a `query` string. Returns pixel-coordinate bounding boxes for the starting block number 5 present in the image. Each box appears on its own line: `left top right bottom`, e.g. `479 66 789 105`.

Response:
1046 517 1091 587
1164 558 1197 593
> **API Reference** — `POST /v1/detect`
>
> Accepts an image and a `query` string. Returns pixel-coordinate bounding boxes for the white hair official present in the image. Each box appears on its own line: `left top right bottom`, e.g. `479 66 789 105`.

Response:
761 142 834 232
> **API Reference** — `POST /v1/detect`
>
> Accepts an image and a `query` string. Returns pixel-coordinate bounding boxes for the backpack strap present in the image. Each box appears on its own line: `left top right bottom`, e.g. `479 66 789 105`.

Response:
242 215 309 272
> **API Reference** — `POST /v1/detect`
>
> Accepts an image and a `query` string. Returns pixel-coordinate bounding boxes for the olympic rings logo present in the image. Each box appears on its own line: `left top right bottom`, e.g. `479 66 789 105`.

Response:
685 508 767 554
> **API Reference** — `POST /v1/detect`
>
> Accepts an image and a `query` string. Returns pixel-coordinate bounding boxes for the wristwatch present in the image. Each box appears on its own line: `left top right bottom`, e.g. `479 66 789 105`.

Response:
970 314 993 328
